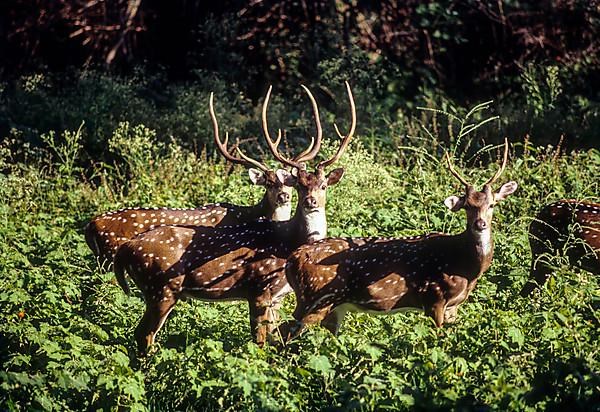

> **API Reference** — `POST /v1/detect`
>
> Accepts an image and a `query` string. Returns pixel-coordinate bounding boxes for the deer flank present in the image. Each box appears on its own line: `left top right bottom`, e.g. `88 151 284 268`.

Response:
521 199 600 296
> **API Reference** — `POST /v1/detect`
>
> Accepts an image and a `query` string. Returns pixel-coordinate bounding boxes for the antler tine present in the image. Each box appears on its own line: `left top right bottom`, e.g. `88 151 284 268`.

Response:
317 81 357 169
210 92 238 163
445 151 471 187
210 92 269 171
233 145 270 171
483 138 509 186
293 85 322 163
293 136 315 162
262 85 305 170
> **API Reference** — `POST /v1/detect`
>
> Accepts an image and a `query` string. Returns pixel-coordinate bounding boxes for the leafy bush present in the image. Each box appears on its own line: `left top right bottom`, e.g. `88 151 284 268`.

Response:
2 64 598 169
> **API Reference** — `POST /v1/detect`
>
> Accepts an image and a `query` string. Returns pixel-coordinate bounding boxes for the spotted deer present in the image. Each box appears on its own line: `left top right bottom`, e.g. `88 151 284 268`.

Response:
275 140 517 343
85 92 299 268
113 82 356 352
520 200 600 296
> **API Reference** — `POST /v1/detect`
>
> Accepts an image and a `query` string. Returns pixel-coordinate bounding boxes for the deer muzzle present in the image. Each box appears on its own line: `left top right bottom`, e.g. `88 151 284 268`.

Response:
277 192 291 205
303 196 318 210
474 218 488 231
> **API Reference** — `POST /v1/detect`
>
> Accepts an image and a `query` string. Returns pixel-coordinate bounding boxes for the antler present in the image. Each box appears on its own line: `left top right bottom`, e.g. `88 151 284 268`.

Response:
483 138 509 186
445 138 510 188
209 93 269 171
317 81 356 170
445 151 471 187
262 86 315 170
293 136 315 163
292 85 322 163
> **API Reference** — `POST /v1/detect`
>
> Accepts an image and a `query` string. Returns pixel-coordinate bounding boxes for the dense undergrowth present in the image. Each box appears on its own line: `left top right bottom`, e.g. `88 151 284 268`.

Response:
2 58 599 163
1 103 599 410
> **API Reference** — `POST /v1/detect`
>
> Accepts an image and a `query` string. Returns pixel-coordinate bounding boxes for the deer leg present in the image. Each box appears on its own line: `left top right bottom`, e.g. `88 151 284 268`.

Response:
267 282 292 335
267 302 282 335
274 320 303 345
520 257 553 296
321 305 347 336
135 297 177 354
571 244 600 276
427 301 447 328
580 254 600 276
248 300 274 347
443 305 458 324
442 277 470 324
268 296 305 346
522 225 559 296
275 304 335 344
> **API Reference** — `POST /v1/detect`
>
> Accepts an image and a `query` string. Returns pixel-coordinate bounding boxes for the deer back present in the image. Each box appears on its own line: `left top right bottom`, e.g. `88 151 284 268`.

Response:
86 203 257 265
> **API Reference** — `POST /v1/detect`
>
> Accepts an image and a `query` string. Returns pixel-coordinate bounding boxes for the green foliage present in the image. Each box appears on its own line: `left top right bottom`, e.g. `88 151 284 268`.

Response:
2 61 599 166
1 104 599 411
40 122 85 178
521 64 563 117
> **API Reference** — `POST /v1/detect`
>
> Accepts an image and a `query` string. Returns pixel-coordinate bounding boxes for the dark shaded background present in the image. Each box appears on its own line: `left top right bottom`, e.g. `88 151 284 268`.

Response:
1 0 599 152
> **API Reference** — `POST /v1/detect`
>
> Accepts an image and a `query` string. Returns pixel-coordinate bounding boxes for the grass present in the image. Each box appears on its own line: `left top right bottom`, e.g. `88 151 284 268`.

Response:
0 117 599 410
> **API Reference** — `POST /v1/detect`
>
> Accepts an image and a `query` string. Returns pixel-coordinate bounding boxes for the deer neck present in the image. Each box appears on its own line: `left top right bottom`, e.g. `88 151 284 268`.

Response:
303 207 327 243
235 193 285 222
270 202 292 222
285 204 327 246
472 228 493 258
460 227 494 276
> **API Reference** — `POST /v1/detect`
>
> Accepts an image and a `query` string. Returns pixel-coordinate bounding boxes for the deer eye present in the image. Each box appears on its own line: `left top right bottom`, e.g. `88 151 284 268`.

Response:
320 184 327 190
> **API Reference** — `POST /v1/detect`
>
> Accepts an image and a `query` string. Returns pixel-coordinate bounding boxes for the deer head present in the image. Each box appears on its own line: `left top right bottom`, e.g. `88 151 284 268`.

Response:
261 81 356 242
210 92 295 220
444 139 518 255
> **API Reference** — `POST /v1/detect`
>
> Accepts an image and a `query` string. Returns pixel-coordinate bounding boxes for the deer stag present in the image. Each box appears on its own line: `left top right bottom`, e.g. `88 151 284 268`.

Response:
275 140 517 343
520 200 599 296
113 82 356 353
85 93 297 268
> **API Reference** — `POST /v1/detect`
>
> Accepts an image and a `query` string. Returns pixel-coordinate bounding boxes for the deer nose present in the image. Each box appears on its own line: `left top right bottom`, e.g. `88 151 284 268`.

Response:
277 192 290 204
303 197 318 209
474 219 488 231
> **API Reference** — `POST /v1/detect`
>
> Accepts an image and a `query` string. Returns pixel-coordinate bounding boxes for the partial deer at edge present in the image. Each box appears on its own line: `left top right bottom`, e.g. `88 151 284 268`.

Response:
520 200 600 296
113 82 356 353
85 93 297 268
276 140 517 343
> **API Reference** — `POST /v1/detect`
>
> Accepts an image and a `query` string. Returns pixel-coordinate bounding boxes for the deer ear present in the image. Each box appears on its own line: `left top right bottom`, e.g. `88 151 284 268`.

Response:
248 168 266 186
276 169 295 186
444 195 464 212
326 168 345 186
495 181 518 201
